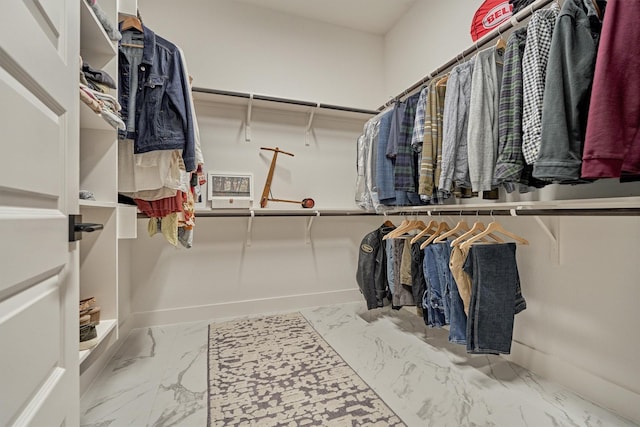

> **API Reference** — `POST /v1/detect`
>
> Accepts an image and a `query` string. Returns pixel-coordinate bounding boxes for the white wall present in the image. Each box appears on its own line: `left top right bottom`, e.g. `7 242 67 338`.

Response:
124 1 640 423
130 216 379 325
502 215 640 422
137 0 385 109
128 0 384 328
128 98 371 325
383 0 484 100
192 100 365 209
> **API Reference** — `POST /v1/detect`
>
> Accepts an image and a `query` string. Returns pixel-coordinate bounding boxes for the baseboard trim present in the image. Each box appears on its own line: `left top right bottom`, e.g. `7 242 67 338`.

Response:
508 339 640 424
130 289 362 329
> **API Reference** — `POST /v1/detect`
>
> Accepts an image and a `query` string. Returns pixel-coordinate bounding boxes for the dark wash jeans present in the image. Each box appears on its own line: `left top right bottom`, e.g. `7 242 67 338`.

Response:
422 244 446 328
464 243 525 354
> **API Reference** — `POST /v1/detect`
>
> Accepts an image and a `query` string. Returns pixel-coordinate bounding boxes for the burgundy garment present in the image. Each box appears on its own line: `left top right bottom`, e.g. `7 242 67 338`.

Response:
581 0 640 179
135 192 185 218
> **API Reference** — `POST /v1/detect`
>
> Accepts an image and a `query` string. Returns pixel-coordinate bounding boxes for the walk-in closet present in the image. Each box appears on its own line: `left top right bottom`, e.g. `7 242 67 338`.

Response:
1 0 639 426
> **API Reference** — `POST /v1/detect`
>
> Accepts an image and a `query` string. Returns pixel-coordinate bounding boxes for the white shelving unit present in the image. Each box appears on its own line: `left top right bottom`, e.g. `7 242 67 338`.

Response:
79 0 136 368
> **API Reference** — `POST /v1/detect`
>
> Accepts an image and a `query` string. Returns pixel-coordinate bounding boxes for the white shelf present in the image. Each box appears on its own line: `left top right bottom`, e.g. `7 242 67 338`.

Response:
80 0 117 67
79 319 117 364
78 0 123 387
80 102 116 131
194 208 371 217
390 196 640 214
117 204 138 239
192 88 378 121
80 200 117 209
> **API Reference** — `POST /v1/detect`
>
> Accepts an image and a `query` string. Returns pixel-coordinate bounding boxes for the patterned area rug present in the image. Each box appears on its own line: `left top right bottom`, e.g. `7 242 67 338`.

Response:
207 312 405 426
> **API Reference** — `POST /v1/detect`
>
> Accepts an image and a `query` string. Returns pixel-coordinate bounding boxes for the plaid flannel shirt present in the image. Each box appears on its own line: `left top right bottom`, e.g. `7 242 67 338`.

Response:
393 93 421 192
521 4 560 165
494 28 528 190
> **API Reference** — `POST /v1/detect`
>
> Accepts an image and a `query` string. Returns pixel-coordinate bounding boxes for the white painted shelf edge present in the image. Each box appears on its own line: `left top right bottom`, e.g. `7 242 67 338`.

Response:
389 196 640 213
189 196 640 217
79 319 117 364
80 102 116 131
80 200 117 209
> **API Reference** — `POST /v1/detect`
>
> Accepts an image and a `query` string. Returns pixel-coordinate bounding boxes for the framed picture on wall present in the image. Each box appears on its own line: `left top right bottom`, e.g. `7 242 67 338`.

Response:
207 172 254 209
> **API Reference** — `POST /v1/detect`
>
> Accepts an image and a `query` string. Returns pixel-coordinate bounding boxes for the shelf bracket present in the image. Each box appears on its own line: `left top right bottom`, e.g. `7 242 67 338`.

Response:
305 103 320 146
533 215 561 265
245 93 253 142
246 209 255 246
305 210 320 244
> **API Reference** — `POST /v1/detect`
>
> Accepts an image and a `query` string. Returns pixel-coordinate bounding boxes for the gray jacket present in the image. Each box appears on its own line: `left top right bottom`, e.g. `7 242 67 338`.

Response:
533 0 603 182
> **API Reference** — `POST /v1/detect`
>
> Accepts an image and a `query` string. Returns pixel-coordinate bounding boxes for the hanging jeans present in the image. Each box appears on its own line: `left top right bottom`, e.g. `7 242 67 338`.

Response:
411 238 428 306
422 245 446 327
433 242 466 345
464 243 525 354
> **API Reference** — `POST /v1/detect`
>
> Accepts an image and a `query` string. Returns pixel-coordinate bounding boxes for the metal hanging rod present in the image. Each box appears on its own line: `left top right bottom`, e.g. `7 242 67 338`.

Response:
192 87 379 116
173 207 640 219
394 208 640 217
379 0 557 111
191 210 379 218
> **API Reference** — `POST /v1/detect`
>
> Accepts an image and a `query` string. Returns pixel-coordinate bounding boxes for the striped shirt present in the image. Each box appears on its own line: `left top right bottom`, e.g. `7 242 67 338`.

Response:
419 80 447 196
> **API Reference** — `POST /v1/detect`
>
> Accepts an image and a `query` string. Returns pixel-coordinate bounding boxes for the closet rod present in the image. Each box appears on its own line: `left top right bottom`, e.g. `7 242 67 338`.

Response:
190 211 380 218
378 0 556 111
388 208 640 217
136 207 640 219
192 87 379 115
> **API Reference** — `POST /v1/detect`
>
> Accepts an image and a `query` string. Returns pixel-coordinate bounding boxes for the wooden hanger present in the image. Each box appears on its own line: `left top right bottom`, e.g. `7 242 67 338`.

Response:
436 74 449 87
591 0 602 20
460 220 529 251
383 218 409 240
450 219 504 247
383 218 426 240
120 16 143 32
119 16 144 48
409 219 439 244
433 218 470 243
420 221 451 249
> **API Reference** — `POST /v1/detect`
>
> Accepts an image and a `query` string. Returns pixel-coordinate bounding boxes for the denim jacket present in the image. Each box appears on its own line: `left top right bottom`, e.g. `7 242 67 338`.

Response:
119 25 196 172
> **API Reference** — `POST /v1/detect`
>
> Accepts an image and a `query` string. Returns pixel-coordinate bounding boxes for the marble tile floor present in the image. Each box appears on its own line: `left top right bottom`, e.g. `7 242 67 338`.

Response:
80 302 638 427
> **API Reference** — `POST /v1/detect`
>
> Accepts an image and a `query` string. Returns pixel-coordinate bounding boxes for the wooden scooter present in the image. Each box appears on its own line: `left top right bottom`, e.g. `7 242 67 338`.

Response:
259 147 315 208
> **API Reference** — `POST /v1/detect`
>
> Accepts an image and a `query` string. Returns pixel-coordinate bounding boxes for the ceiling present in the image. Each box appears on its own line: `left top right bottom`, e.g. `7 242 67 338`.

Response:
234 0 418 35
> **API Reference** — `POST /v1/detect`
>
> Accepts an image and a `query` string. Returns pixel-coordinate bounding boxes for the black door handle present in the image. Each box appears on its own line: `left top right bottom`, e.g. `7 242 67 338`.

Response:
69 214 104 242
75 223 104 233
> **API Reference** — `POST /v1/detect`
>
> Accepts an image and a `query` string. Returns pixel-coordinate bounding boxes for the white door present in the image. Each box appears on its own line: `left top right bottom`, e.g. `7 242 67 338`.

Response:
0 0 80 426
